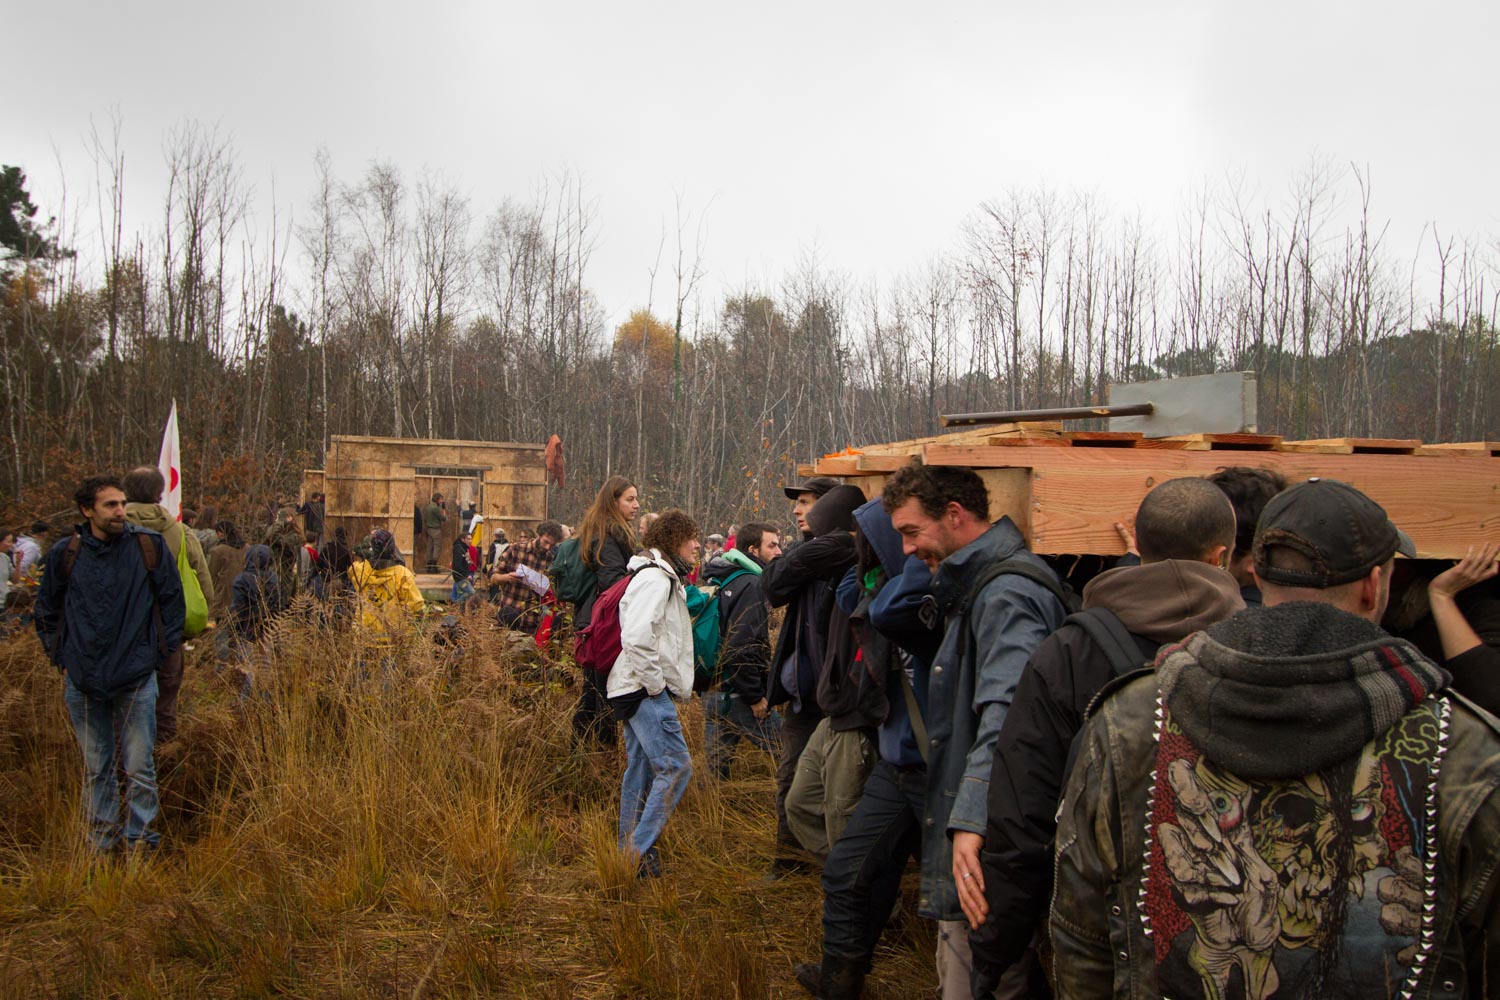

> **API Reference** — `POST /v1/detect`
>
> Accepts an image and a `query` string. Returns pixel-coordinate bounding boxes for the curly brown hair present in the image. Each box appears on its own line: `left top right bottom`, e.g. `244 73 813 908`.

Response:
642 508 698 555
880 463 989 520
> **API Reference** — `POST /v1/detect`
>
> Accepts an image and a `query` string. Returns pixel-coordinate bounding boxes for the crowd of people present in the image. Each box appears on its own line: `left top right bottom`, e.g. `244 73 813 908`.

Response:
20 457 1500 997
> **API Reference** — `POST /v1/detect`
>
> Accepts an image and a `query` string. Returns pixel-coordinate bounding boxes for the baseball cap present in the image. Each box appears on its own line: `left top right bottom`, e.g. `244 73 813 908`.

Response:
1252 477 1416 588
782 476 842 501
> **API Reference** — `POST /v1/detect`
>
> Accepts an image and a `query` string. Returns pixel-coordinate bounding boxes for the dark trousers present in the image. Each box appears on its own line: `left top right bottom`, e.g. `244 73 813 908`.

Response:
774 705 823 860
821 759 924 962
155 647 186 743
571 668 617 748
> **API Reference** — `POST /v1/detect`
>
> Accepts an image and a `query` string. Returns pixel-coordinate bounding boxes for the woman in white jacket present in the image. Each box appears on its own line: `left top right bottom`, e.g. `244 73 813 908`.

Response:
607 509 702 877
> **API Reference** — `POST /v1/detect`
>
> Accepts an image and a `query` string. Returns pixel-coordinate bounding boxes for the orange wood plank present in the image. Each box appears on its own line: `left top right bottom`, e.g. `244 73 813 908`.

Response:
855 455 913 472
1156 433 1283 451
1289 437 1421 453
1423 442 1500 456
858 421 1063 455
812 457 884 476
920 444 1500 558
1063 431 1145 448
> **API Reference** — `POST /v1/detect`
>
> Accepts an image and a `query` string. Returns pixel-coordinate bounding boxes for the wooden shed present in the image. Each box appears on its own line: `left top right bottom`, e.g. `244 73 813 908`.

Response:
800 425 1500 559
302 435 548 564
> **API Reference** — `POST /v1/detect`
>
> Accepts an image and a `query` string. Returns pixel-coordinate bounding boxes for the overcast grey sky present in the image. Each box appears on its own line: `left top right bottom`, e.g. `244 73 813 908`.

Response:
12 0 1500 330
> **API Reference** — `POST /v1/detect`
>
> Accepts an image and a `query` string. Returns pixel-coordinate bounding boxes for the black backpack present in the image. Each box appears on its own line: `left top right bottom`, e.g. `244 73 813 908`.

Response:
1059 606 1155 784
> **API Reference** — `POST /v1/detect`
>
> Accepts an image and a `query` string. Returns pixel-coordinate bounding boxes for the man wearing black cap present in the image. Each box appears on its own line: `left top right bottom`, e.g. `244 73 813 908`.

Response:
764 475 846 876
1051 478 1500 999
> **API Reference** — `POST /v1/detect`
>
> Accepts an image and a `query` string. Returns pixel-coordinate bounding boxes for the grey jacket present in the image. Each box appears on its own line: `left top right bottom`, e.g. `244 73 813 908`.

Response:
918 516 1068 921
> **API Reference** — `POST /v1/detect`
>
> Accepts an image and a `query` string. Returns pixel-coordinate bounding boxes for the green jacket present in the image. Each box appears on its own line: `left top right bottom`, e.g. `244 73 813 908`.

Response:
423 503 443 530
1050 603 1500 999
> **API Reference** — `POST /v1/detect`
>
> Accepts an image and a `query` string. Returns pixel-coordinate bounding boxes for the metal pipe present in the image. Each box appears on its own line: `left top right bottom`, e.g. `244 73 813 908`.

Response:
940 402 1155 428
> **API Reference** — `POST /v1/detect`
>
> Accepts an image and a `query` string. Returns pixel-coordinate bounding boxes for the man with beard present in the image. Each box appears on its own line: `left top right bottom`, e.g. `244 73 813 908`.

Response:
35 476 185 853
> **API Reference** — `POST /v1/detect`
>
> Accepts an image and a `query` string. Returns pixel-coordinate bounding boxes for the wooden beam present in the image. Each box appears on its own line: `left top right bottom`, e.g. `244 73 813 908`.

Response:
1419 442 1500 457
855 455 912 472
920 444 1500 558
858 422 1063 455
1153 433 1283 451
812 457 883 476
331 433 546 451
1063 431 1144 447
1285 437 1421 454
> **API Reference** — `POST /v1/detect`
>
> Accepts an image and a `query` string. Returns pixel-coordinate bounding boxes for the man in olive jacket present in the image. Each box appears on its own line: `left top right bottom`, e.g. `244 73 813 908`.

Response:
1052 479 1500 998
123 465 213 742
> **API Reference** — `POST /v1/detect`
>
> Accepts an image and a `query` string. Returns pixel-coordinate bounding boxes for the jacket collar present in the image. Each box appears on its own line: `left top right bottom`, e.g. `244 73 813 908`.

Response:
628 548 682 583
932 516 1027 611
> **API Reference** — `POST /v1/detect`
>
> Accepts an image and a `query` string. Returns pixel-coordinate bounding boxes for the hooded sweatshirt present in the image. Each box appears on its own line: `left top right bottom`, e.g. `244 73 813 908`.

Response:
700 549 771 703
229 544 283 641
126 501 216 608
1050 601 1500 1000
851 497 941 767
973 558 1244 981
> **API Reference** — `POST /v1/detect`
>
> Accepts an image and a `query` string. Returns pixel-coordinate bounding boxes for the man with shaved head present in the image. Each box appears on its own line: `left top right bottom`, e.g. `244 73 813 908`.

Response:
969 476 1246 994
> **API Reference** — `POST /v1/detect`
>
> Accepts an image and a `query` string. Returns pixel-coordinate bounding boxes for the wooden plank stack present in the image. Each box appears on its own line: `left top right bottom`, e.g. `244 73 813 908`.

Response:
799 424 1500 559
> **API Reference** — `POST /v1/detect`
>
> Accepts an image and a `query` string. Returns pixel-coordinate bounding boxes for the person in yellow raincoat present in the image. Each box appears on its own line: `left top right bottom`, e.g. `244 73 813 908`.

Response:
347 529 425 645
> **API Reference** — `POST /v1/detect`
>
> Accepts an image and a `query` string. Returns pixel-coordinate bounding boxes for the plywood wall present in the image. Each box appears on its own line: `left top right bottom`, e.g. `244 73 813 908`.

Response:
305 435 548 562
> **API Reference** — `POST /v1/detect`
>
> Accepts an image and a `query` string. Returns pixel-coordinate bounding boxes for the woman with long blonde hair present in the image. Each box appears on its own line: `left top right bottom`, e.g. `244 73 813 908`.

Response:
570 475 641 748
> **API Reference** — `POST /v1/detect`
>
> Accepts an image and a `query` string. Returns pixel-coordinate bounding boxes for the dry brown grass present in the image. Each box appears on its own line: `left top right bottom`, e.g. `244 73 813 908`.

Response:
0 611 936 998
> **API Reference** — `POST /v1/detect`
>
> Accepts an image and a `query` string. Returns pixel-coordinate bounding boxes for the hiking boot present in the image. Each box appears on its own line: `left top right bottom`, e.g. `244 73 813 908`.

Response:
794 962 822 995
794 955 865 999
636 846 662 879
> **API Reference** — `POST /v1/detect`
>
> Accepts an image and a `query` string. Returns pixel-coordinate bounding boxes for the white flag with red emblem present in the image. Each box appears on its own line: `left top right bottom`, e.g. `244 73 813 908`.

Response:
157 399 182 520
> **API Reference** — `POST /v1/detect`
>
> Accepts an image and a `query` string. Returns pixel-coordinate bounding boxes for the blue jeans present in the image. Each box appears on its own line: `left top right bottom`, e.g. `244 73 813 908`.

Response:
821 759 925 962
705 690 781 779
63 673 161 850
619 691 693 857
450 576 474 603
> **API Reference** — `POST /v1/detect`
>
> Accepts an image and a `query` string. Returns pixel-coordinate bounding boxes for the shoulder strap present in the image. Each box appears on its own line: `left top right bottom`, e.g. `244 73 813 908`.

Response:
49 535 85 660
60 534 82 581
717 568 752 593
135 531 168 657
712 568 754 636
964 557 1072 616
1065 607 1143 679
136 531 159 572
898 662 930 765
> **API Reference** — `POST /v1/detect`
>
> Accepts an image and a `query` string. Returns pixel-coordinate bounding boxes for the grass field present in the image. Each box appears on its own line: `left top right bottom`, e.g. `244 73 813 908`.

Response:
0 609 936 998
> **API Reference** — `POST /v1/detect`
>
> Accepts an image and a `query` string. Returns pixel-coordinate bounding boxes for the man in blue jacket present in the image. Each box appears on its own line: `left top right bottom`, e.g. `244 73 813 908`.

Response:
35 475 185 853
797 466 1069 999
888 464 1070 999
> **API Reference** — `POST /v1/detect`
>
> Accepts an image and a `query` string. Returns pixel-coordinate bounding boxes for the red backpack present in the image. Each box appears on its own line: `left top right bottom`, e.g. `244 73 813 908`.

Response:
574 565 657 677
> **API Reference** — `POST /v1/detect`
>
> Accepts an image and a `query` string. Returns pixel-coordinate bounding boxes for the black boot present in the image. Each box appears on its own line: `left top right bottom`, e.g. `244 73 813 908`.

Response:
793 955 865 999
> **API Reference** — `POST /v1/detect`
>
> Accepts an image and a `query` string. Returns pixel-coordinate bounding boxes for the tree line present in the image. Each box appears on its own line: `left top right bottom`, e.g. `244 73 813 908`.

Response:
3 120 1497 530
